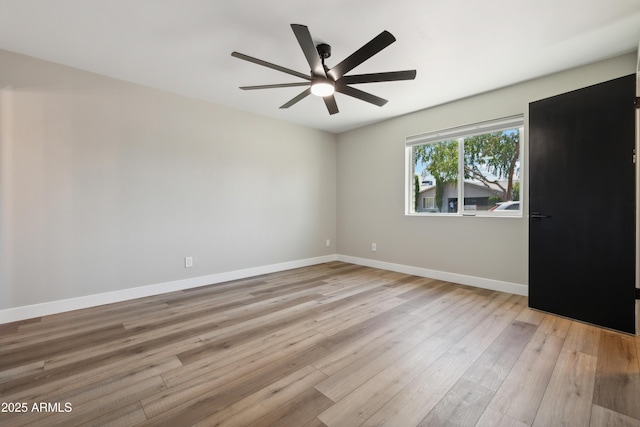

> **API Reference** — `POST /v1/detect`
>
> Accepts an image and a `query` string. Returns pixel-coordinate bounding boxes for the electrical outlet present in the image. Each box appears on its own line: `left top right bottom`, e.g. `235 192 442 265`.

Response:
326 239 331 247
185 256 193 268
371 243 377 252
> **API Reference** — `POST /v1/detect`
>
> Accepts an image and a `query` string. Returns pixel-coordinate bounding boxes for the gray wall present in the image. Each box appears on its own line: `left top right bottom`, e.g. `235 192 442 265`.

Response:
0 49 337 311
336 53 636 287
1 48 636 316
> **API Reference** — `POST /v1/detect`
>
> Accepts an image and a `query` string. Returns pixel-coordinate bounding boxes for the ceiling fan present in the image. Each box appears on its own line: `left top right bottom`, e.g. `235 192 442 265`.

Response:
231 24 417 115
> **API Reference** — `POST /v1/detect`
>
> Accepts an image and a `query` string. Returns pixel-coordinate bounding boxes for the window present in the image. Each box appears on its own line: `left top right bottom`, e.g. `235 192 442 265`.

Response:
422 197 435 210
406 115 523 216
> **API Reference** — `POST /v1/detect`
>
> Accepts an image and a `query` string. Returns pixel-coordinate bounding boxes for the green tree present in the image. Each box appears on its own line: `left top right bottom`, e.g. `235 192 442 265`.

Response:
512 181 520 201
414 131 519 210
463 131 519 202
413 140 458 211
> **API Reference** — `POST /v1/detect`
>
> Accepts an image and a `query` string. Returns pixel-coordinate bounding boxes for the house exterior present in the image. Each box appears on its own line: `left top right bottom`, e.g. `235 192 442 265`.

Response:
417 180 511 213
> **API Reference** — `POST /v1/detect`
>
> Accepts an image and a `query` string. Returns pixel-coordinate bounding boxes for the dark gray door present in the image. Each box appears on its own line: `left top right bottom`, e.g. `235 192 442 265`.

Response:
529 74 636 334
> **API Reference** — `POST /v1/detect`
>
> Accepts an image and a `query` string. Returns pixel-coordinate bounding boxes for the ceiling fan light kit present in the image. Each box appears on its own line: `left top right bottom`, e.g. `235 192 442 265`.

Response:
232 24 416 115
310 77 335 97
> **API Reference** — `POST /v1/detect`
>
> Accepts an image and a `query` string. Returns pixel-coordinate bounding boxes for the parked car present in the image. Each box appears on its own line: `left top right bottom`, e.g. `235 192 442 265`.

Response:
489 201 520 211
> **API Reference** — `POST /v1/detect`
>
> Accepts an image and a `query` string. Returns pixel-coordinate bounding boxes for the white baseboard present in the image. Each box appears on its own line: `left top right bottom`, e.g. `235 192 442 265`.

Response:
337 255 528 297
0 253 527 325
0 254 338 324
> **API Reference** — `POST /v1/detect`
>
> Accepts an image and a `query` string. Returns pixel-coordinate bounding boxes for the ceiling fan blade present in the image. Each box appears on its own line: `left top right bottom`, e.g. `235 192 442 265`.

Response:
280 88 312 109
328 30 396 80
323 95 339 115
336 85 388 107
240 82 310 90
291 24 326 77
339 70 416 85
232 51 311 81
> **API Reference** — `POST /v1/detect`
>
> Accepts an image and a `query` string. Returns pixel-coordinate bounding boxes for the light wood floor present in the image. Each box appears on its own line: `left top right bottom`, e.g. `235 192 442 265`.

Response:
1 262 639 426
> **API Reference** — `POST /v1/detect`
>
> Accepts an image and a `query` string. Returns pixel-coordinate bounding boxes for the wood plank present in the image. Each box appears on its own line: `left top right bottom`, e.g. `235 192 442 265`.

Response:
313 287 396 322
531 349 597 427
191 325 322 384
562 320 601 356
537 313 572 338
0 317 41 336
6 299 167 340
515 307 546 326
317 336 452 426
393 279 450 309
315 295 406 336
221 293 322 320
590 404 640 427
192 365 327 426
37 315 216 370
315 318 440 401
302 417 329 427
174 313 320 368
312 285 476 385
43 357 181 411
139 345 329 426
361 297 520 427
194 299 322 344
251 388 334 427
0 360 44 384
143 331 325 416
462 320 537 391
593 330 640 420
82 402 148 427
0 324 129 369
433 291 511 343
488 331 564 425
37 375 166 427
312 309 420 377
1 337 200 402
417 377 494 427
475 407 529 427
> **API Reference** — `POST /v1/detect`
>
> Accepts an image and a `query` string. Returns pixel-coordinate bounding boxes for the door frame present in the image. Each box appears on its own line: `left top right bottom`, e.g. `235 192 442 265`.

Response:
635 39 639 336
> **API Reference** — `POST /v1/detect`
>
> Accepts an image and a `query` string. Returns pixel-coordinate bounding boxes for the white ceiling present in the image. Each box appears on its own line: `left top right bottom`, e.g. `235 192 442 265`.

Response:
0 0 638 134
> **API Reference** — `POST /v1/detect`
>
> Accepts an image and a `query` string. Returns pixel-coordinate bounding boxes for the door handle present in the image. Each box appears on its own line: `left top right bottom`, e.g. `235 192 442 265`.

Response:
530 212 551 219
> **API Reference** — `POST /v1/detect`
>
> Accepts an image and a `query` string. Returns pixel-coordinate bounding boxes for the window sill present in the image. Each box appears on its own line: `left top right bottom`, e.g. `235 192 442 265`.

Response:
406 212 523 219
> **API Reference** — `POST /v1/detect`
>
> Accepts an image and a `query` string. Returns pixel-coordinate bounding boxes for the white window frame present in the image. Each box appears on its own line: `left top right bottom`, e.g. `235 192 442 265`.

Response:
405 115 524 217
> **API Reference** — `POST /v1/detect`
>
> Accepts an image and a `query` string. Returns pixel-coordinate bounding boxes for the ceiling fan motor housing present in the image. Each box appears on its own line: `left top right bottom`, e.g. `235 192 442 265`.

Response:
316 43 331 60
